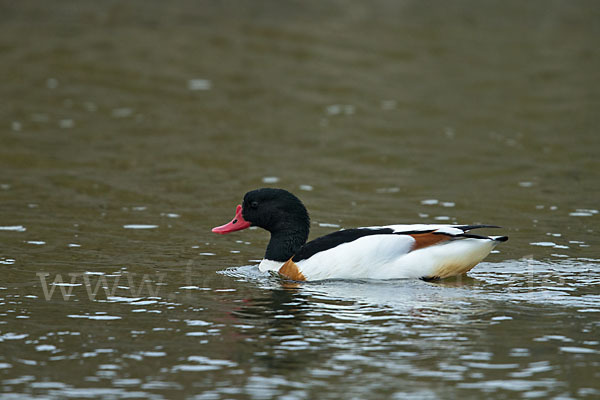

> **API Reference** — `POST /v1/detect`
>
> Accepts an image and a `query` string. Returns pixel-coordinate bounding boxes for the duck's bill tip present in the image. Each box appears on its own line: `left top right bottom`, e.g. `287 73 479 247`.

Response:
211 204 251 234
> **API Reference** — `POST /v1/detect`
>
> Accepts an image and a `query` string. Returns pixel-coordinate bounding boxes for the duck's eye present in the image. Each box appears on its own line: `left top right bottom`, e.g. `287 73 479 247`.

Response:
250 201 259 209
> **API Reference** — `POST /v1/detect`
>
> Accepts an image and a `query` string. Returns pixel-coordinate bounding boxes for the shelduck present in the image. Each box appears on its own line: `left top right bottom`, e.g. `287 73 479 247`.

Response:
212 188 507 281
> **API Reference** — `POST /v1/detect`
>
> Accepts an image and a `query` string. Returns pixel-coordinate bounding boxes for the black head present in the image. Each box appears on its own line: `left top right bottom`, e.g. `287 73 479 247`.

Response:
211 188 311 261
241 188 310 235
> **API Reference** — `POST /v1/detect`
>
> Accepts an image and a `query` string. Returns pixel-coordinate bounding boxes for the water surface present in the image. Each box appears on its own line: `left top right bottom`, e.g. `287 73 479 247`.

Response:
1 1 599 399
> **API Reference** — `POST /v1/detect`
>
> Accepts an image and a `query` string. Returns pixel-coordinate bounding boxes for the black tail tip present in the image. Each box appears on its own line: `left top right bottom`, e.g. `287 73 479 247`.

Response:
494 236 509 242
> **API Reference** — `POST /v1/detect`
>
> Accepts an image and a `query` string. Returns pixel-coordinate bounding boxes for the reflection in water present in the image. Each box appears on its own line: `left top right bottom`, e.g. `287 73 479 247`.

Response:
1 257 599 399
217 259 600 398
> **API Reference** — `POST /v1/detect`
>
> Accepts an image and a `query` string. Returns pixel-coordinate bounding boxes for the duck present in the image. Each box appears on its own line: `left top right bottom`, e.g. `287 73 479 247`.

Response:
212 188 508 281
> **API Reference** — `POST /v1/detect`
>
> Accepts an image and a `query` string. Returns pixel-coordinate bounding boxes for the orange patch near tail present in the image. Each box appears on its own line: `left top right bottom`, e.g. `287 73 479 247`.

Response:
432 261 479 279
279 259 306 281
409 232 452 251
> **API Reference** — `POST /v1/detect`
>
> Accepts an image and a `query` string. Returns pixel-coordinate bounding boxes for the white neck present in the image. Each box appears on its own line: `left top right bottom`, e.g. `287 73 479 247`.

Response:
258 259 285 272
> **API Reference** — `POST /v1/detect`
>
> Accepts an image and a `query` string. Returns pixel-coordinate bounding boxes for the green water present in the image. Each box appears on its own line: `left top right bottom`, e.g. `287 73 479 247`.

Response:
1 1 599 399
